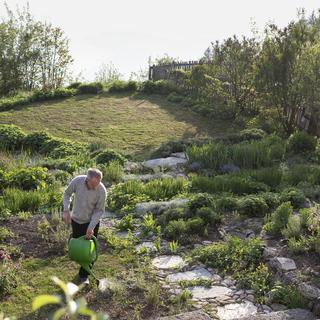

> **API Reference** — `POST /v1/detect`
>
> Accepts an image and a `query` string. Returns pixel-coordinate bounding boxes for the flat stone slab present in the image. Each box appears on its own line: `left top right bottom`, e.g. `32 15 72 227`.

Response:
160 311 211 320
152 255 186 270
298 282 320 300
238 309 316 320
142 157 187 172
188 285 232 300
170 152 187 159
135 241 157 253
135 198 189 215
166 268 212 283
269 257 297 272
217 301 258 320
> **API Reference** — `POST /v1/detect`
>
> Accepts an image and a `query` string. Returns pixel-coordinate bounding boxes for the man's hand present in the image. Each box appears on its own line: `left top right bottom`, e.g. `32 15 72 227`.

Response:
63 210 71 225
86 228 94 239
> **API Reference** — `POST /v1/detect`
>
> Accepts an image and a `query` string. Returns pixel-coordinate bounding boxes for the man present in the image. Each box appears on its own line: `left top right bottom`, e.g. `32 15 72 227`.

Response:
63 168 107 284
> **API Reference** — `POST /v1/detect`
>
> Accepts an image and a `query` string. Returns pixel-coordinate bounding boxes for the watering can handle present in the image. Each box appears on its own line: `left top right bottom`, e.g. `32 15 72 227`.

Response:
91 235 99 262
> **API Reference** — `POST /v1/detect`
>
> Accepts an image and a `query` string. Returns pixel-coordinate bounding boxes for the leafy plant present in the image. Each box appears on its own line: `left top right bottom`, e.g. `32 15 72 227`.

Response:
100 161 123 185
141 213 158 236
168 240 179 254
32 276 108 319
0 125 25 151
287 131 317 154
96 149 126 166
0 254 18 297
271 283 308 308
238 195 268 217
115 214 135 231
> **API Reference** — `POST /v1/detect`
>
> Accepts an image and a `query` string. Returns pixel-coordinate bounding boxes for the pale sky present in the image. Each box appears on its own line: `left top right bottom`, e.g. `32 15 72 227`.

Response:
2 0 320 80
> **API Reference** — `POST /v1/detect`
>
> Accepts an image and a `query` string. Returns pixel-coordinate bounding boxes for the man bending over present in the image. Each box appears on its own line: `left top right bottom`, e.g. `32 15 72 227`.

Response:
63 168 107 284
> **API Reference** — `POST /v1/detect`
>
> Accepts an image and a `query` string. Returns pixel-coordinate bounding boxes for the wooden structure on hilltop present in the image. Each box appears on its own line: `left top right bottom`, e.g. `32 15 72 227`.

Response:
148 61 208 81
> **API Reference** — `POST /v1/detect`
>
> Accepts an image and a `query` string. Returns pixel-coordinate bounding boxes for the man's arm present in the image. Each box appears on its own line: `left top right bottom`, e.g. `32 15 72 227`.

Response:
63 177 77 224
88 188 107 231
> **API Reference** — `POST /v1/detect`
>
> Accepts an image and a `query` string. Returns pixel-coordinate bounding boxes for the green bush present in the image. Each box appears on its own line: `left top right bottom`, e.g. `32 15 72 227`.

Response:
165 219 188 240
158 207 186 226
259 192 281 210
140 80 177 95
215 194 239 212
31 88 76 101
8 167 49 190
244 167 282 189
287 131 317 154
271 284 308 309
239 128 266 142
263 202 293 236
196 207 221 225
238 195 268 217
186 217 205 235
279 187 305 208
287 236 312 254
108 80 138 92
23 131 53 152
115 214 135 231
95 149 126 165
77 82 104 94
100 160 123 185
188 193 216 212
0 124 26 151
191 175 268 195
282 215 302 239
167 92 184 103
67 82 82 89
0 256 18 297
192 236 264 273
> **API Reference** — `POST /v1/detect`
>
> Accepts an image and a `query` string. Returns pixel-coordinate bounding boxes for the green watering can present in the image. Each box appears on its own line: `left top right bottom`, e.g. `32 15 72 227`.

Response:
68 235 100 285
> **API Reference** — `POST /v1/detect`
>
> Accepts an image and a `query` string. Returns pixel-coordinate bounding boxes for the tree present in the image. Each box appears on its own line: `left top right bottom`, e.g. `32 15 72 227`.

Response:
94 62 122 83
256 12 320 134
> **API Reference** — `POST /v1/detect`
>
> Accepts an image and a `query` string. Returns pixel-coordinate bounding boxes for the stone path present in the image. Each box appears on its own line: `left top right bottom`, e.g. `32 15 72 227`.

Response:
152 255 186 270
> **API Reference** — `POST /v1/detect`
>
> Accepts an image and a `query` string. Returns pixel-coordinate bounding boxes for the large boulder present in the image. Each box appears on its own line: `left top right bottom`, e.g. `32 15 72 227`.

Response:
159 311 211 320
135 198 189 216
269 257 297 273
142 157 187 172
237 309 316 320
298 282 320 300
217 301 258 320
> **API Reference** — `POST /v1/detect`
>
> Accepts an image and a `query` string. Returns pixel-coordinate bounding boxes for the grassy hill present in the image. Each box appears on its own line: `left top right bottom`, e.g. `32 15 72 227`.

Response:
0 92 238 159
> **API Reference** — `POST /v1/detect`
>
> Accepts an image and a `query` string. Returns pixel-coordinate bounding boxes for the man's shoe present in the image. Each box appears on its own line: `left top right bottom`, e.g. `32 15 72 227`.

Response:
80 277 90 285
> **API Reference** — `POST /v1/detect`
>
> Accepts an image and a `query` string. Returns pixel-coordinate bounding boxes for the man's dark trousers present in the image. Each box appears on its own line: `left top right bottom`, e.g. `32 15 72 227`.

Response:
71 219 99 279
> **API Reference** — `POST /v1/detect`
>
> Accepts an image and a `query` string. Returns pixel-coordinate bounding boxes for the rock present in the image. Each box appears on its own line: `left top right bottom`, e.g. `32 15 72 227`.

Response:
187 285 232 300
152 255 186 270
220 163 240 174
221 278 234 287
237 309 316 320
263 247 278 260
123 161 143 173
159 310 211 320
135 198 189 215
142 157 187 172
188 161 202 172
298 282 320 300
262 305 273 313
166 268 212 283
135 241 157 253
300 198 313 209
269 257 297 272
217 301 258 320
270 304 287 311
171 152 187 159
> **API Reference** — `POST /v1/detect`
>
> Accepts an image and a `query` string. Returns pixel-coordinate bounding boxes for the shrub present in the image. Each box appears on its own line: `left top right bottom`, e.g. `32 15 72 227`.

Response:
23 131 53 152
141 213 158 236
287 131 317 154
158 207 186 226
96 149 126 165
196 207 221 225
279 187 305 208
37 211 69 253
167 92 184 103
0 227 14 242
245 167 282 189
192 236 264 273
8 167 49 190
108 80 138 92
238 195 268 217
0 255 18 297
40 138 85 158
77 82 103 94
271 284 308 309
282 215 302 239
0 124 25 151
165 219 188 240
115 214 135 231
186 217 205 235
287 236 312 254
31 88 76 101
259 192 281 210
67 82 82 89
140 80 177 95
191 175 268 195
215 194 239 212
100 161 123 185
239 128 266 142
188 193 216 212
264 202 293 236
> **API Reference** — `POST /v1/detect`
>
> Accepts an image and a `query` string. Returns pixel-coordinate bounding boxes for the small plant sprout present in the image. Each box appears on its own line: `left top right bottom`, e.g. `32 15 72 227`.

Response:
168 240 179 254
32 276 109 320
141 213 157 236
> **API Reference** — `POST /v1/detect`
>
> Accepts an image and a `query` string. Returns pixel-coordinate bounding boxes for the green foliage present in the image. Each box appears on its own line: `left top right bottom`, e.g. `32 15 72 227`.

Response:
8 167 49 190
238 195 268 217
271 284 308 309
0 255 18 298
235 263 273 304
188 193 215 212
67 82 82 89
140 80 178 95
108 80 138 93
23 131 53 153
263 202 293 236
32 276 109 319
167 92 184 103
239 128 266 142
0 227 14 242
287 236 312 254
196 207 221 225
31 88 76 101
282 215 302 239
96 149 126 166
141 213 158 236
193 236 264 273
168 240 179 254
115 214 135 231
100 161 123 186
0 125 25 151
191 175 268 195
165 219 188 240
215 194 239 212
259 192 281 210
287 131 317 154
279 187 305 208
77 82 104 94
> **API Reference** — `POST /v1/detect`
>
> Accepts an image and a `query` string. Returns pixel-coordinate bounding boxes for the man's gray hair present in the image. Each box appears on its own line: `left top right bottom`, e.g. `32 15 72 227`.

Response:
87 168 103 180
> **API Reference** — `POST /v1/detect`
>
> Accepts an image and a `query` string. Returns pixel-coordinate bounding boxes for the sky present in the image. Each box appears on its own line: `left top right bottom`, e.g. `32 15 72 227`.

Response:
2 0 320 81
